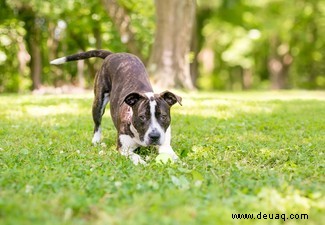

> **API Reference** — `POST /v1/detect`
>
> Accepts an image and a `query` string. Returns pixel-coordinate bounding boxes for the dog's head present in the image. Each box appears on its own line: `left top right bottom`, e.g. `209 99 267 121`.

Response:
123 91 182 146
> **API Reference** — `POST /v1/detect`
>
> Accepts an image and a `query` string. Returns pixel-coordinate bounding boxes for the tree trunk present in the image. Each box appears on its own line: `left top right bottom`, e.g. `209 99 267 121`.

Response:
29 36 42 90
242 68 253 90
69 31 97 79
190 14 199 88
77 59 85 88
267 36 292 89
148 0 196 90
17 38 30 76
18 5 42 90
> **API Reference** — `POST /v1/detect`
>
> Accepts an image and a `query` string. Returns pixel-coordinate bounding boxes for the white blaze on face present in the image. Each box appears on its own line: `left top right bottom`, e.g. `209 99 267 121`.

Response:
144 92 165 145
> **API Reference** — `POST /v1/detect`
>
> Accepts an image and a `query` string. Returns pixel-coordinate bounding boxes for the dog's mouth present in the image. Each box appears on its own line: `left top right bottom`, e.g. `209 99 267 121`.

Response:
145 135 164 146
148 139 160 146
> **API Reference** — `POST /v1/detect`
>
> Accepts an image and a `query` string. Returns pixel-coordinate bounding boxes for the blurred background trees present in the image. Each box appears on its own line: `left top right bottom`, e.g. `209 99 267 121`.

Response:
0 0 324 93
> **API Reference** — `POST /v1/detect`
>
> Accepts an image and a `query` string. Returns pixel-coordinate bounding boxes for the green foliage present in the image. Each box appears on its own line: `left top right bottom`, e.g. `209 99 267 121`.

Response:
119 0 155 58
198 0 325 90
0 91 324 224
0 16 29 92
0 0 153 91
0 0 325 92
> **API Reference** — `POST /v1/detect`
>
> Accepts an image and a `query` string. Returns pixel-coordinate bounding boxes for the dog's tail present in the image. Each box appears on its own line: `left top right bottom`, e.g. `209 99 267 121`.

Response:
50 50 113 65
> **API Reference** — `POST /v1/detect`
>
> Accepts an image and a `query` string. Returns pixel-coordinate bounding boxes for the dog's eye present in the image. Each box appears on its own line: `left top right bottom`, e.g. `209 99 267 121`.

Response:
160 114 167 121
139 115 146 121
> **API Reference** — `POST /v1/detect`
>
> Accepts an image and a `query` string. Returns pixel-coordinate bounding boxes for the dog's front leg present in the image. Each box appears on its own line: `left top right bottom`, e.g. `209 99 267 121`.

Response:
158 126 179 161
118 134 146 165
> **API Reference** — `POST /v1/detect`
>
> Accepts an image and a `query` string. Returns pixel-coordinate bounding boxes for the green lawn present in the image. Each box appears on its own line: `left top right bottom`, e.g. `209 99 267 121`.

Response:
0 91 324 225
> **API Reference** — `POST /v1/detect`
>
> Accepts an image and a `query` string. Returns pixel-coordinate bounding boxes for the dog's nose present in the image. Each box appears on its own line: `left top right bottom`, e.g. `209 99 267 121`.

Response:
149 131 161 143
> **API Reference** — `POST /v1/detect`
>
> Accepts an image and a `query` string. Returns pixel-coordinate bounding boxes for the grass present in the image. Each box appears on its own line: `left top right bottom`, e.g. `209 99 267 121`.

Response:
0 90 324 225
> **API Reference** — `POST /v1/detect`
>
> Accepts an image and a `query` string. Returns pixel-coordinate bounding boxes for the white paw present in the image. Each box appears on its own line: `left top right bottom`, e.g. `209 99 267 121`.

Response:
92 130 101 145
130 154 147 165
170 153 179 162
92 137 101 145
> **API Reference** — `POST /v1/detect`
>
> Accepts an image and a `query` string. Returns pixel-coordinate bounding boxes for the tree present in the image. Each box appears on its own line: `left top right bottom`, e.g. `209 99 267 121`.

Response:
197 0 325 90
17 4 42 90
6 1 44 90
1 0 325 93
101 0 196 89
148 0 196 90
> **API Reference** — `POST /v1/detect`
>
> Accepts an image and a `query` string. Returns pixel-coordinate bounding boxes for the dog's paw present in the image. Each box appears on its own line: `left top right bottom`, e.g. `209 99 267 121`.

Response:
92 138 101 145
171 154 179 162
92 133 101 145
130 154 147 165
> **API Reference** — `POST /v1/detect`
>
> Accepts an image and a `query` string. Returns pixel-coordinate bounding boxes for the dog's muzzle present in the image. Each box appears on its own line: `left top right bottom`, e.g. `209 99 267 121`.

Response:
148 130 161 145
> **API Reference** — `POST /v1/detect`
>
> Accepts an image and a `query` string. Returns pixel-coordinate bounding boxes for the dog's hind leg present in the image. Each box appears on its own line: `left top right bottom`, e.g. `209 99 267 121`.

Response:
92 92 110 144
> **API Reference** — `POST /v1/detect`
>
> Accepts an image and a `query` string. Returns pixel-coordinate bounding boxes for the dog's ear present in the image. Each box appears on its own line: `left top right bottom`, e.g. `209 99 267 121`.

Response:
123 92 145 107
160 91 182 106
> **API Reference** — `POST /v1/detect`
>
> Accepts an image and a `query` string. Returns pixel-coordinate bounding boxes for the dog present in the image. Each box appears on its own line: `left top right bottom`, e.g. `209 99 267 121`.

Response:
50 50 182 165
